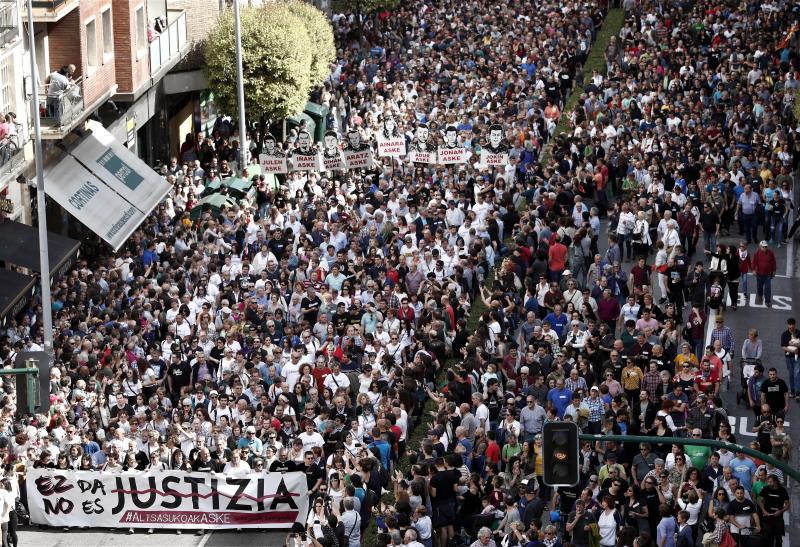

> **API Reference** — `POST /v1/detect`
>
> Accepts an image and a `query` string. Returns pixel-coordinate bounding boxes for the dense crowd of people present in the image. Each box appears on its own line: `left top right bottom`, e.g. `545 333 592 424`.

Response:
1 1 799 547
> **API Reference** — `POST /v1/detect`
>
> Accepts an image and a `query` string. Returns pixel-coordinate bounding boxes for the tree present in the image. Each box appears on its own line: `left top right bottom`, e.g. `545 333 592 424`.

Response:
284 0 336 87
204 5 314 122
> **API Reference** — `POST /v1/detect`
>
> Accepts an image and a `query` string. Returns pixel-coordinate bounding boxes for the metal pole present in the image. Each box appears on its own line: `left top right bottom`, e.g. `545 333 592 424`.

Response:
233 0 249 170
26 0 54 358
578 434 800 482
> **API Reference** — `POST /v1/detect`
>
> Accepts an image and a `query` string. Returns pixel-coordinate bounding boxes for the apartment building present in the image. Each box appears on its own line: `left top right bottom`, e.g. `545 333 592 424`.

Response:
0 0 219 322
0 0 28 220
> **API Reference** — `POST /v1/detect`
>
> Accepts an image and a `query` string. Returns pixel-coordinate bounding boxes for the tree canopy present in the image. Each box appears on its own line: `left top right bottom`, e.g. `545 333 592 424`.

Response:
285 0 336 86
204 2 335 122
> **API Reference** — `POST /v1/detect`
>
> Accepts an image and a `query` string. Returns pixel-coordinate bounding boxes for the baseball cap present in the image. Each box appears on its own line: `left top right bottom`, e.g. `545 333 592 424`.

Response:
759 240 768 247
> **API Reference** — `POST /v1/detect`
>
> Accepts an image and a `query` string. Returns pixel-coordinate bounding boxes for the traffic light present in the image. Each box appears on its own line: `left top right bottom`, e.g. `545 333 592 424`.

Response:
542 421 579 487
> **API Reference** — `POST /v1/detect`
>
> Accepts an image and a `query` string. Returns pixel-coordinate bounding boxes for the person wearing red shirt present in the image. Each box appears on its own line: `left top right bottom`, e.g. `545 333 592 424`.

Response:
484 430 501 466
751 240 777 306
397 299 415 323
694 359 720 398
597 288 621 334
548 235 568 280
699 345 724 380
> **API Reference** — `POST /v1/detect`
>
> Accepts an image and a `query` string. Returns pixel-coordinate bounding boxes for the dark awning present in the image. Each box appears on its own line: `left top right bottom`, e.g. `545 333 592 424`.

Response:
0 269 36 321
0 220 81 279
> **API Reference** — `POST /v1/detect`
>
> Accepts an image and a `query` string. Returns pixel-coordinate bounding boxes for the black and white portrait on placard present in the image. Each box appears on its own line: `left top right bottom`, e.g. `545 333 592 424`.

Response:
294 129 316 156
442 125 460 149
481 123 510 166
262 134 284 158
259 134 288 173
411 123 433 152
290 129 322 171
321 130 345 171
377 115 406 157
381 115 401 140
322 130 341 159
342 127 373 169
484 124 508 154
343 127 370 152
408 123 436 164
437 125 467 164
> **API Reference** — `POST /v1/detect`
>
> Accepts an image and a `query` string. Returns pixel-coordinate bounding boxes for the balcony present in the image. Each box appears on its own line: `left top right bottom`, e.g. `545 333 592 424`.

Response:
0 0 19 48
0 124 28 186
39 76 84 130
149 10 188 78
30 0 79 22
35 75 118 139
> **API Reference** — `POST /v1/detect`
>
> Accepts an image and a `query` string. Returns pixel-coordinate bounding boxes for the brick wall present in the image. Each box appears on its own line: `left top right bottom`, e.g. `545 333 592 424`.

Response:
48 1 117 107
79 0 116 106
112 0 150 94
169 0 221 42
47 11 82 79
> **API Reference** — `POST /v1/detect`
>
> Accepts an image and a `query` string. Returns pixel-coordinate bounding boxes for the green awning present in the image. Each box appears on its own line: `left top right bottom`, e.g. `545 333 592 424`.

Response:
304 101 328 118
190 193 237 221
224 177 254 199
202 177 224 195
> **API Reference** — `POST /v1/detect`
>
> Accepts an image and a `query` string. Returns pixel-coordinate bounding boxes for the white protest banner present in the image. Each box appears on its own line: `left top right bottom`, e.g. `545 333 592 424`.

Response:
408 150 436 164
377 115 405 157
481 150 509 166
291 151 323 172
322 152 346 171
259 153 288 174
27 469 308 530
437 146 467 164
377 137 406 157
343 149 373 170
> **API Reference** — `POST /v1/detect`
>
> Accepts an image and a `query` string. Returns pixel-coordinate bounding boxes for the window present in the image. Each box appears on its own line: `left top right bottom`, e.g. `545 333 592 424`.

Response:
101 9 113 58
136 6 146 57
86 19 98 68
0 56 11 115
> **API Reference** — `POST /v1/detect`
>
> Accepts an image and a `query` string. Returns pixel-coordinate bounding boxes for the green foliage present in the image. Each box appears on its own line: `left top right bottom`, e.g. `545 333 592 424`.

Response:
204 6 315 121
284 0 336 86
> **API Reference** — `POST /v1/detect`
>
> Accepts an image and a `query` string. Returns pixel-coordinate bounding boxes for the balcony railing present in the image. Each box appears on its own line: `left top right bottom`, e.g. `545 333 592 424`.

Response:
149 10 187 76
0 123 27 181
30 0 69 8
0 0 18 48
38 76 84 128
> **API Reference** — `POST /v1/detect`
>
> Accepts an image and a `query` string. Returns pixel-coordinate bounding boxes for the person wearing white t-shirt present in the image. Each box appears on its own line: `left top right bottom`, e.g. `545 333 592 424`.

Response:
472 393 490 429
222 449 251 474
323 362 351 394
281 353 303 390
298 422 325 453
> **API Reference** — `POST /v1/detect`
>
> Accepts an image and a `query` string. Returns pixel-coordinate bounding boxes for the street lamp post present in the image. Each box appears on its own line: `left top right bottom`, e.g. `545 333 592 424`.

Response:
26 0 54 358
233 0 249 170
